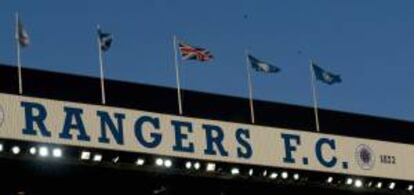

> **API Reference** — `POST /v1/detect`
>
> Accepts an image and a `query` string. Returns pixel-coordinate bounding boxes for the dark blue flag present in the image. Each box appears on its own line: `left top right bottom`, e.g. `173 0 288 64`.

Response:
312 63 341 85
97 28 112 52
248 54 280 73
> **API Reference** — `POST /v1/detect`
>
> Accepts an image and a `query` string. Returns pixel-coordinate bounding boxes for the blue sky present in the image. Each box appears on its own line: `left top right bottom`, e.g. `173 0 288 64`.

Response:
1 0 414 122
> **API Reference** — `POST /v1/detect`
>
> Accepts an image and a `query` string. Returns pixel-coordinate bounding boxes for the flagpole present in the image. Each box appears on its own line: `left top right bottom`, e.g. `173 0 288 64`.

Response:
97 25 106 105
173 35 183 115
309 60 320 132
15 13 23 95
245 50 255 124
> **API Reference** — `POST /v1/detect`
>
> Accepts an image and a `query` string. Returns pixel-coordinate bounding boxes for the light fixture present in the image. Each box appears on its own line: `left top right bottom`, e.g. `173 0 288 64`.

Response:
193 162 201 170
269 172 278 179
52 148 62 158
231 168 240 175
281 171 288 179
11 146 20 154
293 173 300 180
39 147 49 157
354 179 363 188
376 182 383 189
29 147 37 155
185 161 192 169
136 158 145 166
81 151 91 160
112 156 119 163
407 185 413 191
262 170 268 177
155 158 164 166
327 177 334 183
164 159 172 168
0 143 4 152
206 163 216 172
346 178 353 185
389 182 396 190
248 169 254 176
93 154 103 162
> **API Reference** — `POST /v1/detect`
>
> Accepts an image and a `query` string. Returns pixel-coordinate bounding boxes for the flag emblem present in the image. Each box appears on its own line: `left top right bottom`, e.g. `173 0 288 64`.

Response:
248 54 280 73
17 17 30 47
178 42 213 62
98 28 113 52
312 63 341 85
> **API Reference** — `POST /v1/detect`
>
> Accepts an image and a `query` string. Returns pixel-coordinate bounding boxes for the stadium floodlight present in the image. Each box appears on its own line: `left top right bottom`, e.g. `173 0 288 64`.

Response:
193 162 201 170
389 182 396 190
93 154 103 162
136 158 145 166
155 158 164 166
52 148 62 158
164 159 172 168
112 156 119 163
231 168 240 175
293 173 300 181
269 172 278 179
346 178 353 185
376 182 383 189
206 163 216 172
354 179 363 188
407 185 413 191
327 177 334 183
29 147 37 155
248 169 254 176
281 171 288 179
81 151 91 160
185 161 192 169
39 147 49 157
11 146 20 154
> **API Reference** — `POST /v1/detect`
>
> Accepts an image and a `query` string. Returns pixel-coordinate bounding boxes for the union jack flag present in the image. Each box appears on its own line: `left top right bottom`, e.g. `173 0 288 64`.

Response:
178 42 213 62
16 15 30 47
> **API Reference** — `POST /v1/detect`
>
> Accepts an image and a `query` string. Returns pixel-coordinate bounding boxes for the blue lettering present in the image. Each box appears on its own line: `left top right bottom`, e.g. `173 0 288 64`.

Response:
58 107 91 141
21 102 51 137
203 124 229 157
97 111 125 145
281 133 301 164
171 120 194 153
134 116 162 148
315 138 338 168
235 128 252 159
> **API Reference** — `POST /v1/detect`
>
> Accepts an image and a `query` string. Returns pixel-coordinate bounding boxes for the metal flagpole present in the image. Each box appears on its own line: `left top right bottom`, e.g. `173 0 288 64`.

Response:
173 35 183 115
15 13 23 95
309 60 320 132
97 25 106 105
245 50 255 124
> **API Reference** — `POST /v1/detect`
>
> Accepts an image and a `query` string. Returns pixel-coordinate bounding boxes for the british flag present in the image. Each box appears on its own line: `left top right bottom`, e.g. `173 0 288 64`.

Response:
178 42 213 62
16 15 30 47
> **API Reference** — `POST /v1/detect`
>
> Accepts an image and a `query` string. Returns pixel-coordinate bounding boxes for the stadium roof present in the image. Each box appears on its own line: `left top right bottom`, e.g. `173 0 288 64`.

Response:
0 64 413 145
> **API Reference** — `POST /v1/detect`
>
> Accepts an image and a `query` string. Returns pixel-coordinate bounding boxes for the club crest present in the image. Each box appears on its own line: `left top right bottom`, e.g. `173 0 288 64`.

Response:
355 144 375 170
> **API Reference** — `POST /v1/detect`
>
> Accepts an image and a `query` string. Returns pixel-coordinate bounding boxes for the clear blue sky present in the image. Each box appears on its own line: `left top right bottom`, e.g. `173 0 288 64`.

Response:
1 0 414 122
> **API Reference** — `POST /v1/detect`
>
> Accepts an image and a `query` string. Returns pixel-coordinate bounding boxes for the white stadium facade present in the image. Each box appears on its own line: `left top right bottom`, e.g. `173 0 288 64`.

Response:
0 64 413 195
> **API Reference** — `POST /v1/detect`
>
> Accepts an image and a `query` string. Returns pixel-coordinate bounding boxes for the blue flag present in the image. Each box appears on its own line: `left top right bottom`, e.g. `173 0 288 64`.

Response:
248 54 280 73
312 63 342 85
97 28 113 52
